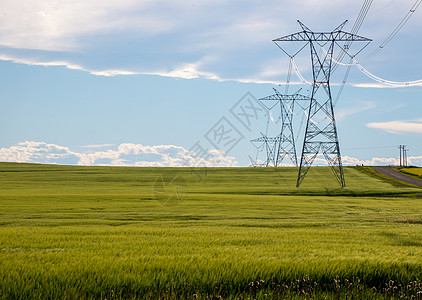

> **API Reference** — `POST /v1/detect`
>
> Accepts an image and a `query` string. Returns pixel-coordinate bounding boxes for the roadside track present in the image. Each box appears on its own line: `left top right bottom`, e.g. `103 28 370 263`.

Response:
372 167 422 187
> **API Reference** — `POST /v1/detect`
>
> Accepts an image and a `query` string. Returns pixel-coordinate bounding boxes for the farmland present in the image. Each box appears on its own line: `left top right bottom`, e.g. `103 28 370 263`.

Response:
399 167 422 179
0 162 422 299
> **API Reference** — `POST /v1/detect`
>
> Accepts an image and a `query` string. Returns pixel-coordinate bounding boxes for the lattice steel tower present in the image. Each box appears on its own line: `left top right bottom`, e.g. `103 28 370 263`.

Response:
250 133 280 167
273 20 371 187
259 88 311 167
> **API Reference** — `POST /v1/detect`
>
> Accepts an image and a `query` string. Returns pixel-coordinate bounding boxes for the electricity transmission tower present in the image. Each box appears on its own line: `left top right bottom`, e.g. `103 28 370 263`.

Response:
250 133 280 167
259 88 311 167
248 154 265 167
273 20 371 187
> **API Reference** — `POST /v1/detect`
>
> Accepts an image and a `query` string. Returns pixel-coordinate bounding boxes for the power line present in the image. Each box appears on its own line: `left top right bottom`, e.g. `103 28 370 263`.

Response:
368 0 398 17
326 48 422 87
332 0 372 73
343 145 398 151
333 0 373 106
332 0 422 91
284 55 293 94
280 0 422 90
364 0 422 61
343 144 422 152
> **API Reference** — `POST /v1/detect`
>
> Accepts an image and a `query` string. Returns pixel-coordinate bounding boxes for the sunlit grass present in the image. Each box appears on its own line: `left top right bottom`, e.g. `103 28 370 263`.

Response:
399 167 422 178
0 162 422 299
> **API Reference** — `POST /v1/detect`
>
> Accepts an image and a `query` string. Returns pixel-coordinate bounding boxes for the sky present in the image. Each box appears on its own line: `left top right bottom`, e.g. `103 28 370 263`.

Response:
0 0 422 168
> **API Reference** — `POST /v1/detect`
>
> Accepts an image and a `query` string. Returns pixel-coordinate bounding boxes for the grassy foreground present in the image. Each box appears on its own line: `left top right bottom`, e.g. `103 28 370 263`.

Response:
0 162 422 299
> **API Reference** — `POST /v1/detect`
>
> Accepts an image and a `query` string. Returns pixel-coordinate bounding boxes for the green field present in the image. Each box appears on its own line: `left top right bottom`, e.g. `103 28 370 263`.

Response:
1 162 422 299
399 167 422 178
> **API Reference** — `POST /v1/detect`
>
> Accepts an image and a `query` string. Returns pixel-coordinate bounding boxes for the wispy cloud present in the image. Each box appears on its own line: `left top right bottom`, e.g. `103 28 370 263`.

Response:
2 1 420 85
336 101 376 121
0 0 178 52
0 54 140 77
353 82 422 88
0 53 283 84
366 120 422 134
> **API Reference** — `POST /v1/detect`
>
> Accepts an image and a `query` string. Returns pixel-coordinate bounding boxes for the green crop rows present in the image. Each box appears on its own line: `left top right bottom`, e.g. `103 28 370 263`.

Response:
0 162 422 299
399 167 422 179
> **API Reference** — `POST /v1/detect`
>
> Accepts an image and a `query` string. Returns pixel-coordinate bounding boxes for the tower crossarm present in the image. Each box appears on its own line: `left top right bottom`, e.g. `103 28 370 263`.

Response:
273 31 371 42
251 132 280 144
259 93 311 102
251 136 280 143
250 137 266 143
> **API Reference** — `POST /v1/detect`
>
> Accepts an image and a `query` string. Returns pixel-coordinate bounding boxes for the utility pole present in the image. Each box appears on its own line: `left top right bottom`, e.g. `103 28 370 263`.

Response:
404 147 408 167
399 145 403 167
399 145 408 167
273 21 371 187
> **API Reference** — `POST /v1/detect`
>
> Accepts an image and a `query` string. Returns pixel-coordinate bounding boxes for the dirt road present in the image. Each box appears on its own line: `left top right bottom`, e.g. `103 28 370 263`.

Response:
372 167 422 187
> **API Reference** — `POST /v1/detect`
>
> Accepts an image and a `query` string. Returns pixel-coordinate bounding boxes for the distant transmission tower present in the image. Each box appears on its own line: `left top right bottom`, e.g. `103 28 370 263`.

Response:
259 88 311 167
273 20 371 187
250 133 280 167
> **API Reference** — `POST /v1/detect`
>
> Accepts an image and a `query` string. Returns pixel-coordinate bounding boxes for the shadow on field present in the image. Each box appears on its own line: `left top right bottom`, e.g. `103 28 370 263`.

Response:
380 232 422 247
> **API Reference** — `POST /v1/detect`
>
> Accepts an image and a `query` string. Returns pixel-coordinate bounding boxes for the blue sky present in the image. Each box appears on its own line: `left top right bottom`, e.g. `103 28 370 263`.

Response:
0 0 421 167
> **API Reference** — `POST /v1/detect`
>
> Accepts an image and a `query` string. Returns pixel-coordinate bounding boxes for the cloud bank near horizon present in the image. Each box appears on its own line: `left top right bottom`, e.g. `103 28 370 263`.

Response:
1 141 421 167
0 141 237 167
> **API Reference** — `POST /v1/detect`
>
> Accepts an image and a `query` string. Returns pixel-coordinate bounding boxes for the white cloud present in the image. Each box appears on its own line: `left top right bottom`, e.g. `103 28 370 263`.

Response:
343 155 422 167
353 82 422 89
149 61 221 81
1 141 421 167
0 141 80 164
408 156 422 166
0 54 83 70
354 83 405 88
0 53 285 85
0 0 177 51
0 141 238 167
278 153 405 167
0 54 141 77
341 155 398 166
366 120 422 134
80 144 115 149
0 1 421 85
296 154 422 167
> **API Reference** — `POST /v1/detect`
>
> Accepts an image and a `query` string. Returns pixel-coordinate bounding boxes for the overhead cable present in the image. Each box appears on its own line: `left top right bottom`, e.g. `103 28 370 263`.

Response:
333 0 373 106
320 44 422 86
364 0 422 61
290 57 313 86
